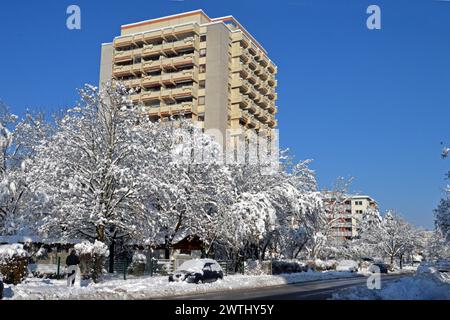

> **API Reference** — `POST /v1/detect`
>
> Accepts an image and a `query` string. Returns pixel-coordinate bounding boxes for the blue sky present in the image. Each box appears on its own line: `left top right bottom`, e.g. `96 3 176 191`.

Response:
0 0 449 228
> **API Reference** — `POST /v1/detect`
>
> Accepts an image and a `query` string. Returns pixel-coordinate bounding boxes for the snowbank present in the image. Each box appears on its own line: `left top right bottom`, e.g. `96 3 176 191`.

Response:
5 271 360 300
332 267 450 300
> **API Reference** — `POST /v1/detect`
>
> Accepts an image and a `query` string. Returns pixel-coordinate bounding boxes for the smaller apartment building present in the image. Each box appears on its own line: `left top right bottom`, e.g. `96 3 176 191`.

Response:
325 195 378 240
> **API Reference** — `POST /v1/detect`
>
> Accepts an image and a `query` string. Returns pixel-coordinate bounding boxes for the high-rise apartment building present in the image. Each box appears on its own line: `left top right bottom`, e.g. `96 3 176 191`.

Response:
99 10 278 144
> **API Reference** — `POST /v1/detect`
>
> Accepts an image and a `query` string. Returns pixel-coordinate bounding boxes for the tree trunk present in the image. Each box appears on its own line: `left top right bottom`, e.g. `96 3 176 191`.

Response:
164 235 170 259
399 254 403 269
108 240 115 273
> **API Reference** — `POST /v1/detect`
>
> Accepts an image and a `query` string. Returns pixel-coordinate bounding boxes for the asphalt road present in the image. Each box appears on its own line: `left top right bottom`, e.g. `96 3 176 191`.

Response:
167 273 411 300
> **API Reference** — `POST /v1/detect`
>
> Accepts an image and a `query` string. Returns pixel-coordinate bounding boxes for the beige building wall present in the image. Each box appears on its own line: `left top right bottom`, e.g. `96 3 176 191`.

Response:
203 23 230 145
99 43 113 89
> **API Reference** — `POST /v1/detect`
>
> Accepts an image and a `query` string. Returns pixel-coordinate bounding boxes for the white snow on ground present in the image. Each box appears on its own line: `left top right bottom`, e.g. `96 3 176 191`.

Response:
4 271 360 300
332 265 450 300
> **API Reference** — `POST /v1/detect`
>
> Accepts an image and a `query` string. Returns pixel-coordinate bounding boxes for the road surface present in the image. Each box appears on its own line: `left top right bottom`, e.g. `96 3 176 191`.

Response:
167 273 410 300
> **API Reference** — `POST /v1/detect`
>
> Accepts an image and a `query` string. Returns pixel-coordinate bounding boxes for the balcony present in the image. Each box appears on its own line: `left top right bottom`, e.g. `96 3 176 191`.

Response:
141 90 161 102
267 92 277 101
258 84 269 95
258 96 269 109
114 50 133 63
113 65 133 77
268 78 277 87
267 103 277 114
123 78 142 88
268 118 278 128
161 69 197 85
172 23 199 36
171 53 197 68
259 55 269 67
114 36 133 48
142 43 163 57
248 87 258 99
160 85 197 100
129 93 141 103
161 37 195 54
268 61 277 74
248 43 258 56
143 30 163 43
142 60 162 73
142 75 161 87
232 31 250 48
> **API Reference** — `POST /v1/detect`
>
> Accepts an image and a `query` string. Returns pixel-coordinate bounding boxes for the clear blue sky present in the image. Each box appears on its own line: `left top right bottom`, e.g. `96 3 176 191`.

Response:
1 0 449 228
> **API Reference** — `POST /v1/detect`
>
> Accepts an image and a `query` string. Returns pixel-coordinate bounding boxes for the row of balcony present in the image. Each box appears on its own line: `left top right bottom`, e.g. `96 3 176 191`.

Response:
113 53 198 77
240 54 277 87
114 23 200 48
114 37 197 63
129 85 198 103
232 62 277 98
238 109 277 129
141 101 195 116
121 69 198 88
232 32 277 74
231 84 277 115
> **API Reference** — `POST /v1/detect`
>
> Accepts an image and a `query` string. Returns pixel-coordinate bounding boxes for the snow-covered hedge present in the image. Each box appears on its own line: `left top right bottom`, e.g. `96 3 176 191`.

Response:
74 240 109 283
0 244 28 261
128 252 147 276
244 260 272 275
310 259 338 271
0 244 29 285
272 260 309 275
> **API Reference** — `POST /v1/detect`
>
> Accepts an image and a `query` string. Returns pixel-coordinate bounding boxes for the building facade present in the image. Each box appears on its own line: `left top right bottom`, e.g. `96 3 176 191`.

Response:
326 195 378 240
99 10 278 146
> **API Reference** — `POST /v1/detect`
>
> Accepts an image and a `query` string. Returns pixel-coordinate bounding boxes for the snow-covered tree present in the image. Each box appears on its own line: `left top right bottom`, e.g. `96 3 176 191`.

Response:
359 210 420 267
435 143 450 242
27 84 158 246
0 101 52 235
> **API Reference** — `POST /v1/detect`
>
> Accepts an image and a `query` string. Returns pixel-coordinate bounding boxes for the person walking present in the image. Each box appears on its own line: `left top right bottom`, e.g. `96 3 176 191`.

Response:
66 250 80 287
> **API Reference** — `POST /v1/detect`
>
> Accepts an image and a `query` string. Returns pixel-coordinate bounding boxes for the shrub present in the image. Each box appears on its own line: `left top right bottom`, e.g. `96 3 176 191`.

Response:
244 260 272 275
74 240 109 283
272 260 308 275
309 259 338 271
0 244 29 285
128 252 147 276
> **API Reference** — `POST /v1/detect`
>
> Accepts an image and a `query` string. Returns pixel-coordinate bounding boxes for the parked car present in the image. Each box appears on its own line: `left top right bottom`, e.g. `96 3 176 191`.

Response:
336 260 358 272
368 262 389 274
0 273 4 300
169 259 223 284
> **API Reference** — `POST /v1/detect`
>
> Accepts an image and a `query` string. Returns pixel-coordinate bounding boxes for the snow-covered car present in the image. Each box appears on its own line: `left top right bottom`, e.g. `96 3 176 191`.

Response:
169 259 223 284
368 262 389 274
0 273 4 300
336 260 358 272
434 260 450 273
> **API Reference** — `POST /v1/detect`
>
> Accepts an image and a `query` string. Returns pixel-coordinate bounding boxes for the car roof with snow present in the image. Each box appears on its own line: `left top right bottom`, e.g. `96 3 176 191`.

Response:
177 259 222 272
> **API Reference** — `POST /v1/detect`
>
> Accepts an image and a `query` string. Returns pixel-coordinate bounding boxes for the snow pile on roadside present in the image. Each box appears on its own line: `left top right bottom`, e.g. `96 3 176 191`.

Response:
5 270 360 300
332 269 450 300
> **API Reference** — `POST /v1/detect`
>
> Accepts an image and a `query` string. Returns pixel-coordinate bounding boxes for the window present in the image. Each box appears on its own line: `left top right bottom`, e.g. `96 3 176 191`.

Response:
199 80 206 89
200 35 207 42
200 49 207 57
199 64 206 73
198 96 205 105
